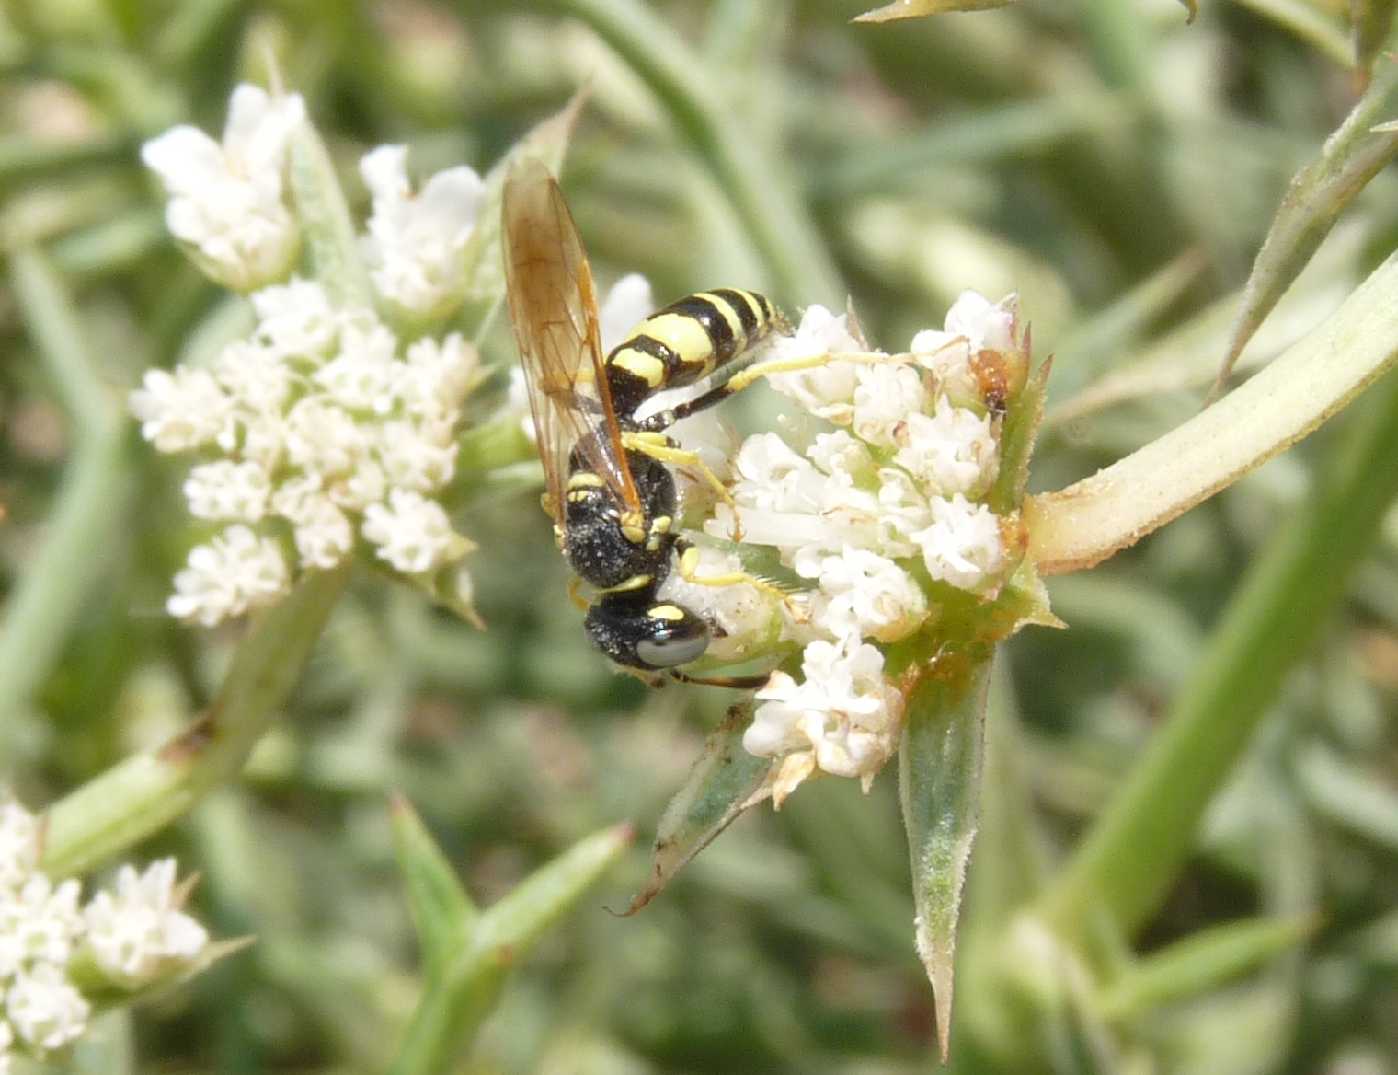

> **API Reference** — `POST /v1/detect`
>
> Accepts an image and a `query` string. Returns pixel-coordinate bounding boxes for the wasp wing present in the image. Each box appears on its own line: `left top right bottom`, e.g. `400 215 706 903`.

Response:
503 159 640 525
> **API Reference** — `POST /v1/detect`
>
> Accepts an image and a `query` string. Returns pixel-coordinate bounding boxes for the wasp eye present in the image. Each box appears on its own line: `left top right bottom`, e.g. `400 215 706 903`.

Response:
634 604 708 669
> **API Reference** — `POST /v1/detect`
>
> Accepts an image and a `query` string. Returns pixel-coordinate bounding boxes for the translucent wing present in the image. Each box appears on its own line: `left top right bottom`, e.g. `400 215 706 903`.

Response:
503 158 640 524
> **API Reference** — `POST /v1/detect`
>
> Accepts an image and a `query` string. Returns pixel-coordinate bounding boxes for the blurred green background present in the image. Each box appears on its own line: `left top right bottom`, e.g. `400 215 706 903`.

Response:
2 1 1397 1072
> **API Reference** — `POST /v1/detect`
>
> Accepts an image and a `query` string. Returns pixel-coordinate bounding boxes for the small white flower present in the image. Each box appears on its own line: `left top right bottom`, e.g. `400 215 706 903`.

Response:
656 547 783 663
129 368 235 454
82 859 208 986
362 490 467 574
141 84 304 291
167 525 291 627
399 332 479 421
360 145 484 320
212 338 294 414
0 804 39 892
892 395 998 497
283 397 369 479
5 963 89 1052
598 273 654 353
851 362 927 448
314 317 398 414
290 496 355 570
945 290 1017 355
795 546 928 644
912 493 1004 591
765 305 865 423
747 638 905 803
183 460 271 522
0 875 83 975
250 278 341 361
374 420 458 493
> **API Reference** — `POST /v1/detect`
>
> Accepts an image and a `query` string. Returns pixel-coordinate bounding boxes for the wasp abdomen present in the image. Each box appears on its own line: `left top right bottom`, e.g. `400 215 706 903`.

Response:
605 289 779 418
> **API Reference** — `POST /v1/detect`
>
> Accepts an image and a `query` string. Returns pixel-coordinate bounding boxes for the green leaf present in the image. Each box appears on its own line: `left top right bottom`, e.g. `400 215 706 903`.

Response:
287 115 373 308
1351 0 1398 75
988 340 1050 518
388 823 632 1075
852 0 1017 21
1216 60 1398 388
899 646 993 1062
459 90 586 307
389 794 479 980
1096 915 1315 1019
625 703 769 914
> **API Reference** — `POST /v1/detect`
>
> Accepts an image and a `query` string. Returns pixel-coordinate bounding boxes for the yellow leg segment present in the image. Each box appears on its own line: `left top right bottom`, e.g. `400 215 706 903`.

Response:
722 350 907 395
566 576 590 612
622 430 743 540
677 546 793 605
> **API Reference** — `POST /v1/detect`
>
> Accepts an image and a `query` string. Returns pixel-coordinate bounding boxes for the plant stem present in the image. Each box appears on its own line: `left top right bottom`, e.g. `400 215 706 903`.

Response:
1028 249 1398 574
41 566 350 878
1037 367 1398 946
547 0 844 307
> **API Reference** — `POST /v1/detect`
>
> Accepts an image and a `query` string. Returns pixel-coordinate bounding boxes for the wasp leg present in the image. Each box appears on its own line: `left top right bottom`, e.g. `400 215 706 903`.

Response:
675 543 795 606
670 669 773 689
566 576 590 612
636 350 907 430
620 430 744 540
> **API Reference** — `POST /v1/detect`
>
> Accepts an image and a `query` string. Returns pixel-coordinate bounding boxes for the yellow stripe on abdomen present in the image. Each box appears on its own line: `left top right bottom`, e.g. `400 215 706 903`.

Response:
633 313 716 374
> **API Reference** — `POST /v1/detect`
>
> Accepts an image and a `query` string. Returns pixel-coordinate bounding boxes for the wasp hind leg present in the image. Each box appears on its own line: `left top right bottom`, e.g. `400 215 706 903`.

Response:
620 430 745 541
675 542 797 607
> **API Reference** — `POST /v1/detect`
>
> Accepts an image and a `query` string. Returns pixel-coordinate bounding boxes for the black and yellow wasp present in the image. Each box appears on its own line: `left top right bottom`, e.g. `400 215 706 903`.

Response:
502 158 787 685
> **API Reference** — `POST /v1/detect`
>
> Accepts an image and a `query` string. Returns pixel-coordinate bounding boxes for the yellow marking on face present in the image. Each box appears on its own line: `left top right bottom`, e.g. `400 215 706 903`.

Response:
567 471 605 490
602 573 653 594
646 604 686 621
567 491 590 503
638 313 715 372
609 347 666 387
696 291 746 342
651 514 672 534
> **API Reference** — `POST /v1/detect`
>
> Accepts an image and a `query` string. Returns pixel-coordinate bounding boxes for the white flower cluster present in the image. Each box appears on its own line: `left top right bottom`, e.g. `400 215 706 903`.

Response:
130 280 482 626
698 292 1021 805
136 87 489 627
0 801 209 1069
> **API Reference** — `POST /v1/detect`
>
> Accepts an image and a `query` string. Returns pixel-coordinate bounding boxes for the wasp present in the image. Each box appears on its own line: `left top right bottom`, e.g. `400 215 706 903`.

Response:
503 158 792 686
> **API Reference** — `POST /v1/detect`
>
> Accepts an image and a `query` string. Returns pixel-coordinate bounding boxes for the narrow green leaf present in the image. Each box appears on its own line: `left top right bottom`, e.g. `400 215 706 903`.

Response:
1216 60 1398 388
1351 0 1398 75
1038 368 1398 947
388 824 632 1075
853 0 1017 21
899 646 993 1062
989 344 1050 518
459 90 586 306
556 0 844 305
0 248 131 723
389 794 479 979
287 117 372 308
1096 915 1315 1019
625 703 769 914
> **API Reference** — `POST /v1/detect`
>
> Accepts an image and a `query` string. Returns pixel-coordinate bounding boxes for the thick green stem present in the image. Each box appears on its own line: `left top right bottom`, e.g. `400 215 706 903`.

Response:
41 566 350 877
547 0 844 307
1038 367 1398 946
